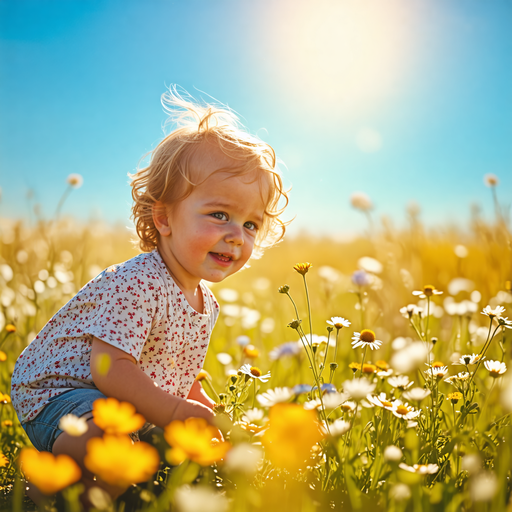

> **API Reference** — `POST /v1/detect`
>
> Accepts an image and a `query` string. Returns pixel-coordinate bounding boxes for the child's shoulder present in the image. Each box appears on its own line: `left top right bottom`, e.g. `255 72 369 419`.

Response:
88 250 169 293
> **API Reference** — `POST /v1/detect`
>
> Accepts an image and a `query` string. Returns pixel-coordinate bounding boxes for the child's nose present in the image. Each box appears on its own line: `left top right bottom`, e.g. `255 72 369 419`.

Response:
224 225 244 246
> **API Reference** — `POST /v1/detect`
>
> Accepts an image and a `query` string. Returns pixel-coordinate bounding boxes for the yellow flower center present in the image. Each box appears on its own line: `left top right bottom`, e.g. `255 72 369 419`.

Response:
363 364 377 374
250 367 262 377
423 285 435 296
360 330 376 343
382 400 393 408
395 405 409 416
432 361 444 368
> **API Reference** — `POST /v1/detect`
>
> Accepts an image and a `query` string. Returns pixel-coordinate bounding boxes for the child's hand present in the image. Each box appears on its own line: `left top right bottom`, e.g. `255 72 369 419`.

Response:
172 398 215 423
172 399 223 440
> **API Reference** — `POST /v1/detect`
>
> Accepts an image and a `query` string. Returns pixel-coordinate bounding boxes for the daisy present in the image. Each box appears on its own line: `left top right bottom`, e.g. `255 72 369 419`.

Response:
497 317 512 329
484 360 507 377
321 392 350 410
484 173 499 187
444 372 471 386
327 317 351 330
321 418 351 437
399 463 439 475
343 378 376 401
403 387 431 402
425 366 449 379
256 387 293 407
377 369 393 378
216 352 233 365
456 354 483 366
392 403 421 420
367 393 397 411
241 408 265 425
59 414 88 436
303 398 322 410
400 304 421 319
351 329 382 350
481 305 506 319
339 400 357 413
383 445 403 462
412 285 443 299
239 364 271 382
388 375 414 390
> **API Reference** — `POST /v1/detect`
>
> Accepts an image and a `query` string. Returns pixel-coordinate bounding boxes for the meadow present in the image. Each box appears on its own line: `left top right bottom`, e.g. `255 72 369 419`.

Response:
0 177 511 511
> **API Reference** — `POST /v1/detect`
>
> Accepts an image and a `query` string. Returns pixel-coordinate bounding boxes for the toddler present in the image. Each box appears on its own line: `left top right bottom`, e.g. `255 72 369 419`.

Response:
11 88 288 499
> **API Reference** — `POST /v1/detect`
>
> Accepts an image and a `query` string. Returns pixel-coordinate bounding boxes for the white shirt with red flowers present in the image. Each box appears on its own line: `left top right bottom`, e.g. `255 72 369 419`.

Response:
11 250 220 424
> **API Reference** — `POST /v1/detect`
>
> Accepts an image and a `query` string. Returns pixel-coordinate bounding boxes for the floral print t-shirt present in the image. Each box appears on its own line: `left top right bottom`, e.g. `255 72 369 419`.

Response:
11 250 220 424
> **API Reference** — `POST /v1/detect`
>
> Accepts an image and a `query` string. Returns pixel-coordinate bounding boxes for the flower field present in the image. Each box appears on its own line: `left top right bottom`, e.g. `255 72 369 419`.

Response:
0 180 511 511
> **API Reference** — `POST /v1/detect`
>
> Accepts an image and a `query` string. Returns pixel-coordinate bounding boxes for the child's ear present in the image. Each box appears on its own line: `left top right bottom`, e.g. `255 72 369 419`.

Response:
152 202 172 237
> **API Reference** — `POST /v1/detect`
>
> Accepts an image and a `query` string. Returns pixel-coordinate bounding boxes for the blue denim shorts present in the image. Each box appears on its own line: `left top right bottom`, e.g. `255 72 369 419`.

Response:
21 388 108 452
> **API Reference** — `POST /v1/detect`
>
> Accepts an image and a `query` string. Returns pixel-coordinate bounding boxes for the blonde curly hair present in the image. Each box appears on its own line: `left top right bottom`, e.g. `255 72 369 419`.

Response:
130 87 289 258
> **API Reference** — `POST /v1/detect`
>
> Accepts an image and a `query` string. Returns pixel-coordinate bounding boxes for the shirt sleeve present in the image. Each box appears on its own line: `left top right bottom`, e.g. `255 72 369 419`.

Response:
80 262 161 360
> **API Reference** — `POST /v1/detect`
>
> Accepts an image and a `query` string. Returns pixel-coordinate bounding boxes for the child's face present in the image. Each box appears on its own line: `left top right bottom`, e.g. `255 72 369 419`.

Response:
155 146 268 290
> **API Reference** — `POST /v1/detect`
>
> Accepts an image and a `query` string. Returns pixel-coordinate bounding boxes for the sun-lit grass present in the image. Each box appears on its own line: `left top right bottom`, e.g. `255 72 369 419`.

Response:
0 178 511 511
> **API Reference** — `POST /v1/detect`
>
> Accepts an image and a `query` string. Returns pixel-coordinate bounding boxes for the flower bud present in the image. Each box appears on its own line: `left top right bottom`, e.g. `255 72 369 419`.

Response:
287 319 302 330
278 285 290 294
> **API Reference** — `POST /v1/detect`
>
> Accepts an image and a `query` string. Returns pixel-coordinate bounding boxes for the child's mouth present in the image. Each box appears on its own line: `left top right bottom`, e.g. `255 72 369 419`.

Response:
210 252 234 266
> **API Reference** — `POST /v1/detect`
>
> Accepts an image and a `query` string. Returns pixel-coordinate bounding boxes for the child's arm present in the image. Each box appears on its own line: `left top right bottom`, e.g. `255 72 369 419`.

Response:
90 337 215 428
188 380 216 409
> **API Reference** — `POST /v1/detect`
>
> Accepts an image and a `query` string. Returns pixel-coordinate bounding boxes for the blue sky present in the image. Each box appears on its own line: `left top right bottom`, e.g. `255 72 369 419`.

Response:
1 0 511 236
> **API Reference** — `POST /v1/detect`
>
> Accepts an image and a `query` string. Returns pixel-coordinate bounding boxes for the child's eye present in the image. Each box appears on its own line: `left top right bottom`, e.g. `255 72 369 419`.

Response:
244 221 258 231
210 212 228 221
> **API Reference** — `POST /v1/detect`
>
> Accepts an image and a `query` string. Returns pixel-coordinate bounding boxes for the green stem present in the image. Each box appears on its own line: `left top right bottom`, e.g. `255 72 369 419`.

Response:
358 346 368 378
303 275 313 347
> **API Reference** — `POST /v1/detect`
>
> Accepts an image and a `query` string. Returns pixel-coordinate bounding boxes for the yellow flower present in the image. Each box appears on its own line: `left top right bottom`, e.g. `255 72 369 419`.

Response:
432 361 445 368
362 364 377 374
293 262 312 276
447 392 463 404
243 345 259 359
19 448 81 495
92 398 145 435
2 420 13 427
0 393 11 404
0 452 8 467
262 403 323 473
5 325 16 333
196 370 211 382
375 360 389 370
85 435 159 487
349 362 361 373
0 351 6 362
164 417 231 466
